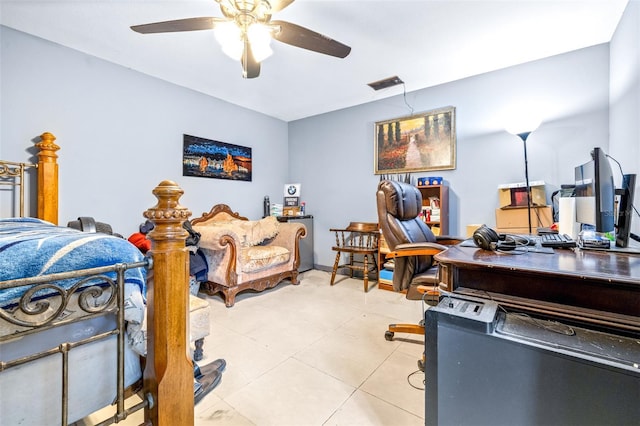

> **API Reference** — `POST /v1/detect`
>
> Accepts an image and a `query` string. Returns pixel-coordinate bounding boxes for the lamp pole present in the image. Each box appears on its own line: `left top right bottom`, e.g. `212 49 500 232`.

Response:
517 131 532 234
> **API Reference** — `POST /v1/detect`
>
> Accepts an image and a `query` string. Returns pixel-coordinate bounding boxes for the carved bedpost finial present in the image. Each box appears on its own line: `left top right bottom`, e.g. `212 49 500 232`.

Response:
36 132 60 159
143 180 194 426
143 180 192 239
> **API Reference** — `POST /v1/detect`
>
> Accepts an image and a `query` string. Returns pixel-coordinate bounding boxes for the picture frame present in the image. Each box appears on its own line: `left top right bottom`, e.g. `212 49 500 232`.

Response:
182 134 252 181
374 106 456 174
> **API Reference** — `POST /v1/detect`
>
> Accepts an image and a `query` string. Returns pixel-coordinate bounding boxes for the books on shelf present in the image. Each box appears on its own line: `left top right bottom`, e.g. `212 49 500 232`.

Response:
421 206 440 222
379 269 393 282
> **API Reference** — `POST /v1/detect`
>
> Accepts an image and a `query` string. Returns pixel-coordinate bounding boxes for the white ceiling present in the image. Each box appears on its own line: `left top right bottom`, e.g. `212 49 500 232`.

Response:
0 0 629 122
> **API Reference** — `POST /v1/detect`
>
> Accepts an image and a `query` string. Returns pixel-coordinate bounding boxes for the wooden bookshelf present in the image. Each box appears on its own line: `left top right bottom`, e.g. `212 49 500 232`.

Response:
417 184 448 235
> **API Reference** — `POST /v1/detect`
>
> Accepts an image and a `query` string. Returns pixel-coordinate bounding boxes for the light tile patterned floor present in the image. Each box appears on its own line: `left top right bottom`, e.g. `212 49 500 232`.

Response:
79 270 428 425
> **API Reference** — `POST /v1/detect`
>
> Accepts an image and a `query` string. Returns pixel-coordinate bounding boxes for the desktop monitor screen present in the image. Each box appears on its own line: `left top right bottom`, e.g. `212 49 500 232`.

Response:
574 147 615 234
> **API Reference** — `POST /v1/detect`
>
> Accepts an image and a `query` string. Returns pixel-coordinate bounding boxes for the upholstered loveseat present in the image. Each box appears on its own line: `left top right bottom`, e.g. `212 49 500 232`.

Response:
192 204 307 307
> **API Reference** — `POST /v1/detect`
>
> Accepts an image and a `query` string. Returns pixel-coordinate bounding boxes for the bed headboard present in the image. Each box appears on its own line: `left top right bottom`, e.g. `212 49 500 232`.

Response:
0 159 36 218
0 132 60 224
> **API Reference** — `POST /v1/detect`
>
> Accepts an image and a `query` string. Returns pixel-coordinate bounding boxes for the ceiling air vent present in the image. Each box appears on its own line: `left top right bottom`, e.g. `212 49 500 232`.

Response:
367 76 404 91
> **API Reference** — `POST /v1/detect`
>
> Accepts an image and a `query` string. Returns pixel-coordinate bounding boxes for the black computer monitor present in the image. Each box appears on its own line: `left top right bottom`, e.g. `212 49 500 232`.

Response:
574 147 616 234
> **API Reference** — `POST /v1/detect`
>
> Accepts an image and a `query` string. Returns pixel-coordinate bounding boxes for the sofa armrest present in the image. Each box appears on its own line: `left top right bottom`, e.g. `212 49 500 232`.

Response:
268 222 306 248
195 226 241 251
193 225 242 286
267 222 306 269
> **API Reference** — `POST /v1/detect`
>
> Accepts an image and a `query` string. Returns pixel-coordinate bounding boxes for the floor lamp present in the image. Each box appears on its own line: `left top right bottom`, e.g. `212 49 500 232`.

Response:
507 122 540 234
515 131 533 234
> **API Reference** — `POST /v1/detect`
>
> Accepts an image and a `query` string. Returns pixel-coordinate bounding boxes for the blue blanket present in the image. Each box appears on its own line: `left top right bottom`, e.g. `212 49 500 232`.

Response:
0 217 146 306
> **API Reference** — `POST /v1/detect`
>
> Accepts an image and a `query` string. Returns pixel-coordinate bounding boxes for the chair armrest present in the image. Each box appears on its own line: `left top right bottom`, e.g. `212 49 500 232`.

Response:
416 285 440 295
385 242 449 259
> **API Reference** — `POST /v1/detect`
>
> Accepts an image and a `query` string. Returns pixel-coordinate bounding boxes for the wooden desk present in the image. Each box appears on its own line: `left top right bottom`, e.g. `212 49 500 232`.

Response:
435 245 640 336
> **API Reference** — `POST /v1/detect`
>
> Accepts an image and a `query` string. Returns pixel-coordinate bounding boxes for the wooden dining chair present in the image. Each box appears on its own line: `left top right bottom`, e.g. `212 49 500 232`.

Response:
329 222 379 292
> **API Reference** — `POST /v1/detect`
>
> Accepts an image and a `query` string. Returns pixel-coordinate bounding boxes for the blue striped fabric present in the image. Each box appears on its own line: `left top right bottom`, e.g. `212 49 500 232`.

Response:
0 218 146 305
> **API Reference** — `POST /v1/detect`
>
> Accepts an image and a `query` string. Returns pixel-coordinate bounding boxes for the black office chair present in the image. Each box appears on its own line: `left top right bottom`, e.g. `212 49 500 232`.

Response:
376 180 462 345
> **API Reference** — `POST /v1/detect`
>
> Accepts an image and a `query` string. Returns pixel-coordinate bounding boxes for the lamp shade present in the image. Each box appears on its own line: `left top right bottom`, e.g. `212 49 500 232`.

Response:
505 118 541 136
215 21 243 60
247 23 273 62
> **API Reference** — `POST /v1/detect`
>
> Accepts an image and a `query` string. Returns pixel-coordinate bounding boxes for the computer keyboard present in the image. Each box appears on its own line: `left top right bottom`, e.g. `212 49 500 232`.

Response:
540 233 577 248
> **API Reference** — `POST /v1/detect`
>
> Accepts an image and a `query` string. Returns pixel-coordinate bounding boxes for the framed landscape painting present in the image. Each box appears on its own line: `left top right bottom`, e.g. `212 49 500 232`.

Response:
374 106 456 174
183 134 252 181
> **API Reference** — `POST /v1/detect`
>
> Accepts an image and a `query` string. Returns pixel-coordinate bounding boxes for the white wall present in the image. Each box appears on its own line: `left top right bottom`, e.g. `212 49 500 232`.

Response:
610 0 640 237
290 45 611 268
1 27 289 236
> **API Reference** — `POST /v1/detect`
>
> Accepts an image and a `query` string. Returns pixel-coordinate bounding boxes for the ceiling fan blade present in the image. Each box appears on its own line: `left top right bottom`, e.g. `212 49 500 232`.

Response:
131 17 225 34
271 20 351 58
242 39 261 79
270 0 295 13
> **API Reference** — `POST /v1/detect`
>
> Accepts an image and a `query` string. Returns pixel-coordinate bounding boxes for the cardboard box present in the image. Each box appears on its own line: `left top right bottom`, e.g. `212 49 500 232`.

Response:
495 206 552 234
498 181 546 208
466 224 483 238
283 206 300 216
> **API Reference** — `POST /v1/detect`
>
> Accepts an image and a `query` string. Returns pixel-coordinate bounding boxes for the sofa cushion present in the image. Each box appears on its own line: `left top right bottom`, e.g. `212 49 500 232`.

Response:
240 245 290 273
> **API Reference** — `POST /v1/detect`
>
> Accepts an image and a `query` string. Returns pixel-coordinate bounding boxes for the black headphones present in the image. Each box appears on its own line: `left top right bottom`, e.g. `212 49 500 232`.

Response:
472 224 519 251
67 216 123 238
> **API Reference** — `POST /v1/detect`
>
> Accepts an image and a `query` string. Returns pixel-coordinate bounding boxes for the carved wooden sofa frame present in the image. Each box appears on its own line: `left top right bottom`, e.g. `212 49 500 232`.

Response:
192 204 306 307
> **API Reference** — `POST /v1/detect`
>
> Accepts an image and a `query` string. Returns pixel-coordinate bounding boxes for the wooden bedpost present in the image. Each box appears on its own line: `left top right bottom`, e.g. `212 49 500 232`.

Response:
35 132 60 224
143 180 194 426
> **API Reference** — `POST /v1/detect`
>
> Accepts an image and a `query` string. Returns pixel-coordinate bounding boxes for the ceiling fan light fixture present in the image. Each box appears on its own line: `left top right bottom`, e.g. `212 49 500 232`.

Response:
250 43 273 63
247 23 273 62
215 21 243 60
131 0 350 78
222 40 244 61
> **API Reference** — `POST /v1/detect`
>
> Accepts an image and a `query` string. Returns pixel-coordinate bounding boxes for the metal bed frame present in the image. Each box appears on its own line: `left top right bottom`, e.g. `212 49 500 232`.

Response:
1 132 195 425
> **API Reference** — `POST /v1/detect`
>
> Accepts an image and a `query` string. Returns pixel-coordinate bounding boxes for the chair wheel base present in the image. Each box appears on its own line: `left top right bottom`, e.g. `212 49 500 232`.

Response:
384 331 394 341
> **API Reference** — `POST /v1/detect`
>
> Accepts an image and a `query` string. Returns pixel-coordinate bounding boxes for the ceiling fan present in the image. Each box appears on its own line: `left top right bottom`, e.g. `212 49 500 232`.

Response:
130 0 351 79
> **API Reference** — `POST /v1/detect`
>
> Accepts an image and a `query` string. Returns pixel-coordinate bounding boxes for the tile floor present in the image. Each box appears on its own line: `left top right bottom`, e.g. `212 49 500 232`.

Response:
81 270 429 425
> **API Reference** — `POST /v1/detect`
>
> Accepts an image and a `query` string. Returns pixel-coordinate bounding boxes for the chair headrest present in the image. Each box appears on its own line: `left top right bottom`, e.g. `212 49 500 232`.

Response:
377 180 423 220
